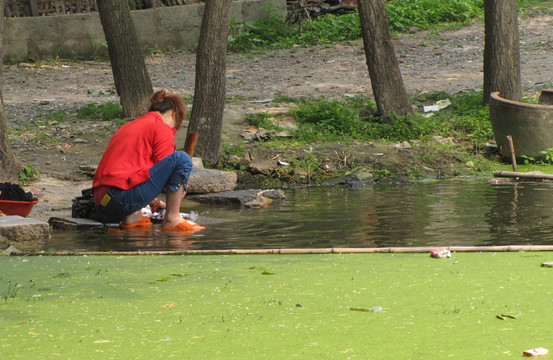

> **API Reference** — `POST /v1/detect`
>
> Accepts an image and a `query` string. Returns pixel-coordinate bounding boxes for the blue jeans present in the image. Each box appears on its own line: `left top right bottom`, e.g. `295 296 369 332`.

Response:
97 151 192 221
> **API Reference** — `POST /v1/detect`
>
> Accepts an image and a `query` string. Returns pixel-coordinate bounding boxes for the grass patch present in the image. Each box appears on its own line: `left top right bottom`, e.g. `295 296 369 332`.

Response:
1 253 552 359
261 90 493 148
243 112 286 133
519 0 553 15
8 102 123 147
76 102 122 121
226 91 495 181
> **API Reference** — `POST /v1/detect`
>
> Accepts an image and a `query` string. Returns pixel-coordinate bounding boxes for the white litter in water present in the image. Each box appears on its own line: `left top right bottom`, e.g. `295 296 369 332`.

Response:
141 206 198 222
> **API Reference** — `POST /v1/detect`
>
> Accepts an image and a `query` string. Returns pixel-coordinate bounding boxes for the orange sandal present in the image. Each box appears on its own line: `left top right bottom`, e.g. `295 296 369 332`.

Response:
120 216 152 229
163 219 205 232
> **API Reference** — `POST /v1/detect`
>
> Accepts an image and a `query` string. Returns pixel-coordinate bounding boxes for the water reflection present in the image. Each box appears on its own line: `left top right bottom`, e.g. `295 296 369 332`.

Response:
48 180 553 251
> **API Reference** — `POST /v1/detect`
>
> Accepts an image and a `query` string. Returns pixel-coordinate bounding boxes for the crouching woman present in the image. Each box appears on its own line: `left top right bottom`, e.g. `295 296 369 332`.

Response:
92 90 204 232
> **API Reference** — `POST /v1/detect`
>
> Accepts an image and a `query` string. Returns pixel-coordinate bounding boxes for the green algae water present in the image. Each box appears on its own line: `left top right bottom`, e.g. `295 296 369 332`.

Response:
9 180 553 359
2 252 553 359
49 180 553 251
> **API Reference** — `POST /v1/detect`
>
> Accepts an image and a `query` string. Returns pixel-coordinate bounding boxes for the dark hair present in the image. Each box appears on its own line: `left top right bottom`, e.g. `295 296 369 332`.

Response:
149 90 187 129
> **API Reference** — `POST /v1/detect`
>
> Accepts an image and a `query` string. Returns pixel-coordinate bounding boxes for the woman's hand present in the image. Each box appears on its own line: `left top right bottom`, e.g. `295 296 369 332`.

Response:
149 198 166 212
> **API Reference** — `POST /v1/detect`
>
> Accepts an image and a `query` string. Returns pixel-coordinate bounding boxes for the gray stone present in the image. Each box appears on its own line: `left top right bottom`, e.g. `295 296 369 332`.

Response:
350 168 375 182
187 169 237 194
187 189 285 207
249 159 278 175
322 175 366 188
0 216 50 244
48 217 106 231
0 234 9 247
192 157 204 169
2 245 23 256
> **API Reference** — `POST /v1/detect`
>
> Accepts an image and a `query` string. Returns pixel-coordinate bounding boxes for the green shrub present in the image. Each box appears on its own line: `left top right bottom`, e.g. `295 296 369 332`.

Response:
386 0 483 32
292 13 361 46
228 5 295 52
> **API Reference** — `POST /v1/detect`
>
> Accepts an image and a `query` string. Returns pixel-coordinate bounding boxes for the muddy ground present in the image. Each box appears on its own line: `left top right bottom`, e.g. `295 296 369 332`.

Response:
3 14 553 220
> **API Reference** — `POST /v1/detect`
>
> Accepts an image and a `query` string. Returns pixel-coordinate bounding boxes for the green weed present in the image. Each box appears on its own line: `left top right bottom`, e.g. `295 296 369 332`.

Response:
518 0 553 16
77 102 122 121
19 164 40 185
244 112 284 132
522 147 553 165
2 280 21 303
272 93 300 104
228 5 294 52
386 0 483 33
89 38 108 58
221 140 246 158
37 111 71 123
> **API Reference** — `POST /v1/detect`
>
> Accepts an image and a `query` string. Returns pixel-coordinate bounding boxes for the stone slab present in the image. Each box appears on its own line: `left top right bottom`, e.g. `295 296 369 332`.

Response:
188 169 237 194
48 217 106 231
187 189 285 207
0 215 50 244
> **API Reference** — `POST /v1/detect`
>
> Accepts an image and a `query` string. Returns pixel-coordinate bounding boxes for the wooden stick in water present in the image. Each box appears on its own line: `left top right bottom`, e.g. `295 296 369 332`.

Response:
506 135 517 172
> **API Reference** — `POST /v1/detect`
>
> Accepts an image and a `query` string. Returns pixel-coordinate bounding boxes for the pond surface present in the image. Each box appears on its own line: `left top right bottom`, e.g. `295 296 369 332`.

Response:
48 179 553 252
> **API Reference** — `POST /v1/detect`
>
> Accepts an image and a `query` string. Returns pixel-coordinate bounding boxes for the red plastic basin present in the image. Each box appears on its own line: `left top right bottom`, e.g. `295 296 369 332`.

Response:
0 199 39 217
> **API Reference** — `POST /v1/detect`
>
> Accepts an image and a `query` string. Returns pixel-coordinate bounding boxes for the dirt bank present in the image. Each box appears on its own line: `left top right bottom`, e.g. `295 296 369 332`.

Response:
3 15 553 220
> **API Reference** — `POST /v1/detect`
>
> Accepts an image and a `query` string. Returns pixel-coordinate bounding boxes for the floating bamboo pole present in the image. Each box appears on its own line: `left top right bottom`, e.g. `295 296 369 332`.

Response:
18 245 553 256
494 170 553 180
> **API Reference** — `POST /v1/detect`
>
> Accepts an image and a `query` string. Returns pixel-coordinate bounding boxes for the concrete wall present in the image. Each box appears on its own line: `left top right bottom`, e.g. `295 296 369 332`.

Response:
3 0 286 62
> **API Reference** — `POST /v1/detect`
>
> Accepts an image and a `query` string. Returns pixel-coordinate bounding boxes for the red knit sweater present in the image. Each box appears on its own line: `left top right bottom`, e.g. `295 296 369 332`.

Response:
92 111 177 204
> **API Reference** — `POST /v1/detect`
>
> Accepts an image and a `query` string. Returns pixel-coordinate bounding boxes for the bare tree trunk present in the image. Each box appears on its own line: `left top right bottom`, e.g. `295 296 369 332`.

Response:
483 0 521 104
0 0 23 181
187 0 233 165
358 0 413 121
97 0 153 118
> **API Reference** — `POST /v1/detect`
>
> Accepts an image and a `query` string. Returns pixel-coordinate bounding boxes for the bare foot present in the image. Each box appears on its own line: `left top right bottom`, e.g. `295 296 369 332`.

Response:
121 210 143 225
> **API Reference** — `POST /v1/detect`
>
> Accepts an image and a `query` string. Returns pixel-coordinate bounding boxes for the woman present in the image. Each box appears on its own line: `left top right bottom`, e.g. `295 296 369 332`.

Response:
92 90 204 232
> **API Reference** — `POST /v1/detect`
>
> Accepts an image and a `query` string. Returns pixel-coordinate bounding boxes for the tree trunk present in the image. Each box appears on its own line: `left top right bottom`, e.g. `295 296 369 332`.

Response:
357 0 413 121
187 0 233 165
483 0 521 104
97 0 153 118
0 0 23 182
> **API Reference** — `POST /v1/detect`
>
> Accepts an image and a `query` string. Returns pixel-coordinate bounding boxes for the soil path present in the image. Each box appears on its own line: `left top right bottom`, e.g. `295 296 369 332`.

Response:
3 15 553 220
